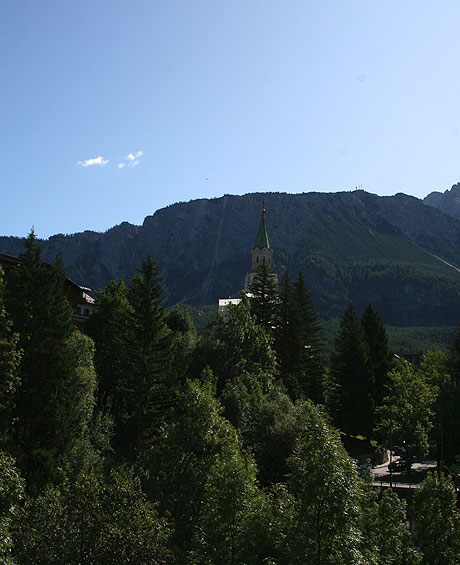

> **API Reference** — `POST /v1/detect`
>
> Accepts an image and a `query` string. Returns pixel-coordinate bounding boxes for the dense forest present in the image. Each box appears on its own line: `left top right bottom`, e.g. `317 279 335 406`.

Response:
1 232 460 564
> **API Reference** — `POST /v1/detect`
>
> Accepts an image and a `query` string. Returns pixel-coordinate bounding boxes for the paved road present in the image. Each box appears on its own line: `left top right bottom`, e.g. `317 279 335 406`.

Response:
371 458 437 488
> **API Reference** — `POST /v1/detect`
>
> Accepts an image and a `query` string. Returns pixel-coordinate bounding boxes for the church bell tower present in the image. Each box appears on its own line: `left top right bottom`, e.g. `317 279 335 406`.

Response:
244 203 278 291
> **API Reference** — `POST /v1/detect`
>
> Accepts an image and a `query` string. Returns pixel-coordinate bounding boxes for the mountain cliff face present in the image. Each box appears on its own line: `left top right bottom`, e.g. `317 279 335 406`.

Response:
424 182 460 221
2 190 460 327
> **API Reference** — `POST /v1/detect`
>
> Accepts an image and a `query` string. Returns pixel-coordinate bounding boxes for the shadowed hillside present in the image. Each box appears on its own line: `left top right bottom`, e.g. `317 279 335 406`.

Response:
2 190 460 326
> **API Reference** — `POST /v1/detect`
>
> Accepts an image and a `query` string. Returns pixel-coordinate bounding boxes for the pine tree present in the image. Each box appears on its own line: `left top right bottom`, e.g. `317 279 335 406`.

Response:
0 267 21 448
116 255 174 460
86 279 130 410
445 326 460 462
249 260 278 333
7 231 78 491
293 271 324 402
361 303 391 411
274 272 302 397
329 303 373 437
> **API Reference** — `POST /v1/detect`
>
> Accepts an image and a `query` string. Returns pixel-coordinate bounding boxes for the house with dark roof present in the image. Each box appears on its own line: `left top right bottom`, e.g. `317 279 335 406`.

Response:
0 253 95 326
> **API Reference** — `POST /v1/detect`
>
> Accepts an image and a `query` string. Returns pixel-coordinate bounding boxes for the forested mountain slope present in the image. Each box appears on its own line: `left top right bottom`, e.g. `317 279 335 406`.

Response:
2 190 460 326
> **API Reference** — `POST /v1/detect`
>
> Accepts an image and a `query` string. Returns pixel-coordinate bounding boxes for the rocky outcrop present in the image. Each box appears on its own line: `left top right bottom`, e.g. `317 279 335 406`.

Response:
424 182 460 221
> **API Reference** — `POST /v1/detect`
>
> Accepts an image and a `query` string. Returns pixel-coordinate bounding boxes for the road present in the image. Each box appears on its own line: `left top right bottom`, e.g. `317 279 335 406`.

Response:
371 457 437 488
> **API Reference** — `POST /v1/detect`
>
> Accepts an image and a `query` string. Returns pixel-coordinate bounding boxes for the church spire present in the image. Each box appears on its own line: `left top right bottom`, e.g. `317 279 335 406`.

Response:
244 202 277 291
253 201 270 250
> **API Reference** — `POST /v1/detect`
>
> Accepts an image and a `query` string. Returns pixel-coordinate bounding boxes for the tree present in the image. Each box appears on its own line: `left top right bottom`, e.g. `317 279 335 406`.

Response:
243 387 305 486
196 296 277 394
166 306 197 381
413 473 460 564
0 452 24 565
6 231 82 491
189 443 264 564
329 303 373 437
249 261 278 333
274 272 303 397
374 359 436 471
0 267 21 449
443 328 460 463
360 486 421 564
420 350 453 469
85 279 130 410
145 376 240 560
293 271 324 402
116 256 174 460
361 304 392 411
14 465 171 564
285 401 364 564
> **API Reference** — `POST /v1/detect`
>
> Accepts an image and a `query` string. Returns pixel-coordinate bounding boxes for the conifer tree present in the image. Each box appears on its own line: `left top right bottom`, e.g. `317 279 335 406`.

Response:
249 260 278 333
274 272 302 397
7 231 78 491
293 271 324 402
86 279 130 410
0 267 21 448
444 325 460 462
329 303 373 437
361 303 391 411
116 255 174 460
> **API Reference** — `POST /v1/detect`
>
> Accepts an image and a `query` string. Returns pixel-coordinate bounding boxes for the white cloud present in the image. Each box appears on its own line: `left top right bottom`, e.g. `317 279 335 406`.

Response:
77 155 109 167
132 160 140 167
118 162 125 169
125 150 143 161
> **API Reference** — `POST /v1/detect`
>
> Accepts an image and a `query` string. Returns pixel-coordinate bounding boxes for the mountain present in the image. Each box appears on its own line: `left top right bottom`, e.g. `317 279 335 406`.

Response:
424 182 460 221
2 190 460 327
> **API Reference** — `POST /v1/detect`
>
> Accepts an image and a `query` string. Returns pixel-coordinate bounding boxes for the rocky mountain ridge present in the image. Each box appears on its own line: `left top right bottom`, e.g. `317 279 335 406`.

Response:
2 190 460 326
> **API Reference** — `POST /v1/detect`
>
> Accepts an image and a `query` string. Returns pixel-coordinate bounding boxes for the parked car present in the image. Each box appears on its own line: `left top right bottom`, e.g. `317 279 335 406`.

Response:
388 460 406 472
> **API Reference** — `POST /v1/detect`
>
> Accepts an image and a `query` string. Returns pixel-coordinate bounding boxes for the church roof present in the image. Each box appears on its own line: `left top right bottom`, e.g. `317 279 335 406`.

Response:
253 206 270 249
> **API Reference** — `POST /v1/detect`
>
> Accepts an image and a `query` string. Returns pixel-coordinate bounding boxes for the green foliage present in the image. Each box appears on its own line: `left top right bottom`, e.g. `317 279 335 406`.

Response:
362 304 392 410
413 473 460 564
145 377 237 559
14 466 171 564
189 443 263 565
85 279 130 409
274 271 324 402
285 401 364 564
375 359 436 469
0 452 24 565
117 256 175 459
166 306 197 380
248 261 279 333
293 271 324 402
361 487 421 564
195 296 277 392
443 327 460 463
243 387 306 486
329 303 374 437
0 268 21 449
7 231 87 491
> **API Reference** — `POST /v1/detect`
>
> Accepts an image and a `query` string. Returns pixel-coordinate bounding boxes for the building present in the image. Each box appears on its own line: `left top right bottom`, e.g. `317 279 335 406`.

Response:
244 203 278 291
218 203 277 312
0 253 95 326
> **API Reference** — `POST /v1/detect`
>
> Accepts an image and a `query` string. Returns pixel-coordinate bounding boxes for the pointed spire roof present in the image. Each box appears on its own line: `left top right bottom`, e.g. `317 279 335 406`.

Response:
253 202 270 249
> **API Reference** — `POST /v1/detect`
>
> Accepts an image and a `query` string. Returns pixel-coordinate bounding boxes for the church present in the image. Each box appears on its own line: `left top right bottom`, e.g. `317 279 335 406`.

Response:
218 204 278 312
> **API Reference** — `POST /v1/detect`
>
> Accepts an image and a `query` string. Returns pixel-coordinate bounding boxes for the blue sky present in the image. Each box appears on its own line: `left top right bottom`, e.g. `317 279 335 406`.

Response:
2 1 460 238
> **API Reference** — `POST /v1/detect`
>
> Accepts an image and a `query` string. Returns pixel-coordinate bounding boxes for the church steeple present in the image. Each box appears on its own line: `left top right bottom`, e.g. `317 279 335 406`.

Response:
244 203 277 291
253 202 270 250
